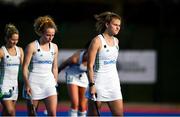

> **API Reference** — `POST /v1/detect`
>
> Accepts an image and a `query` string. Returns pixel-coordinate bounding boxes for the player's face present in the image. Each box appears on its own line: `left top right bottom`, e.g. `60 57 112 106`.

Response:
42 28 55 43
7 33 19 47
107 18 121 35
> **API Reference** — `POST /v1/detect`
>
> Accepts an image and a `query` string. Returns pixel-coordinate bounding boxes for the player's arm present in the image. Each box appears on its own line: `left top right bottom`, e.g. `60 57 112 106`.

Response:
19 47 24 65
22 42 34 95
0 48 4 61
87 36 101 94
52 43 59 83
58 50 80 72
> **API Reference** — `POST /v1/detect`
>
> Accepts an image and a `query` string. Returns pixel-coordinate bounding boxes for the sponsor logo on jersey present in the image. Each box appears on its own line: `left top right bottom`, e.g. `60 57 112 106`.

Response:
35 60 53 64
104 60 116 65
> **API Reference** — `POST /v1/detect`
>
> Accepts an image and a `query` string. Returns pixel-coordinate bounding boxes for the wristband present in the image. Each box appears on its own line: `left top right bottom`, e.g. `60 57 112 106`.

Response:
89 82 95 87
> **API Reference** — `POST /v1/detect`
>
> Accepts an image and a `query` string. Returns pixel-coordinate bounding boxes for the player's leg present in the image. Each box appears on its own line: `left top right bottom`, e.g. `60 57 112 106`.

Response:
107 99 123 116
67 84 79 116
78 86 87 116
44 95 57 116
1 100 16 116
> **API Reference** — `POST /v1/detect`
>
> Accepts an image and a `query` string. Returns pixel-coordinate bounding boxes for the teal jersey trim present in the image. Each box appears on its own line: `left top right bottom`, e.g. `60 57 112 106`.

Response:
94 53 100 72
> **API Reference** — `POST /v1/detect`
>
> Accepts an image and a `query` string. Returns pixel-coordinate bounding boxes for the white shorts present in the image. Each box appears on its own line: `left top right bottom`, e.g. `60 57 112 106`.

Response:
66 72 88 88
86 72 123 102
85 86 122 102
31 82 57 100
23 83 57 100
25 72 57 100
1 85 18 101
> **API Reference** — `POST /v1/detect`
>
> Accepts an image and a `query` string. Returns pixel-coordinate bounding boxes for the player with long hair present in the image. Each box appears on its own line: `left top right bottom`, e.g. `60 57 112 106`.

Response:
22 15 58 116
0 23 24 116
86 11 123 116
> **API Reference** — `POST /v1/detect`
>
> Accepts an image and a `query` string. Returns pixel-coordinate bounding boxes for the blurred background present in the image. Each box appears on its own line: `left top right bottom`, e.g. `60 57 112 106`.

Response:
0 0 180 104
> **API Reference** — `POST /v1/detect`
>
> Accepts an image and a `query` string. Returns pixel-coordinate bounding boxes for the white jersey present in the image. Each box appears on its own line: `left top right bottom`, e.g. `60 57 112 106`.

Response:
0 46 20 100
92 34 122 101
27 40 57 100
65 50 88 88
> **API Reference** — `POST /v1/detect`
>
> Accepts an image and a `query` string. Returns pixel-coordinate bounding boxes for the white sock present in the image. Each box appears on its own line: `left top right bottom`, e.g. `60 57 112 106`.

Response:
68 109 78 117
78 111 87 117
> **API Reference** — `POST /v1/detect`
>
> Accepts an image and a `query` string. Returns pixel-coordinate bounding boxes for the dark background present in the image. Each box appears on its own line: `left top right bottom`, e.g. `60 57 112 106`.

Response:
0 0 179 103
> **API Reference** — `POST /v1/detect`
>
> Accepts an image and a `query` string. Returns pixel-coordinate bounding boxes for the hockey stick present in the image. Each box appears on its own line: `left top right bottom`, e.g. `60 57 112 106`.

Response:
28 94 37 116
92 93 100 116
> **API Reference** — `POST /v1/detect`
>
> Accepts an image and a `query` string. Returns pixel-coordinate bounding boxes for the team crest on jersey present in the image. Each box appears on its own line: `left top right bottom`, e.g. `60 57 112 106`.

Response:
6 56 12 61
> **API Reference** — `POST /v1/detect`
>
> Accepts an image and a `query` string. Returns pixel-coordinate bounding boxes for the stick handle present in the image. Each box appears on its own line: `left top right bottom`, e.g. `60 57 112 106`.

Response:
29 95 37 116
91 93 100 116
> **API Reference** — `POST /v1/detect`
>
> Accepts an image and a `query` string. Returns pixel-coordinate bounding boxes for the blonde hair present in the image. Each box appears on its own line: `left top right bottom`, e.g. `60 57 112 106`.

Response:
34 15 57 36
5 23 19 40
94 11 121 33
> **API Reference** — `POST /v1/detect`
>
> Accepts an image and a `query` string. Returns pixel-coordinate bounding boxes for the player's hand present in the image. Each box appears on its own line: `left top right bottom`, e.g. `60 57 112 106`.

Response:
90 85 96 96
25 85 32 97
